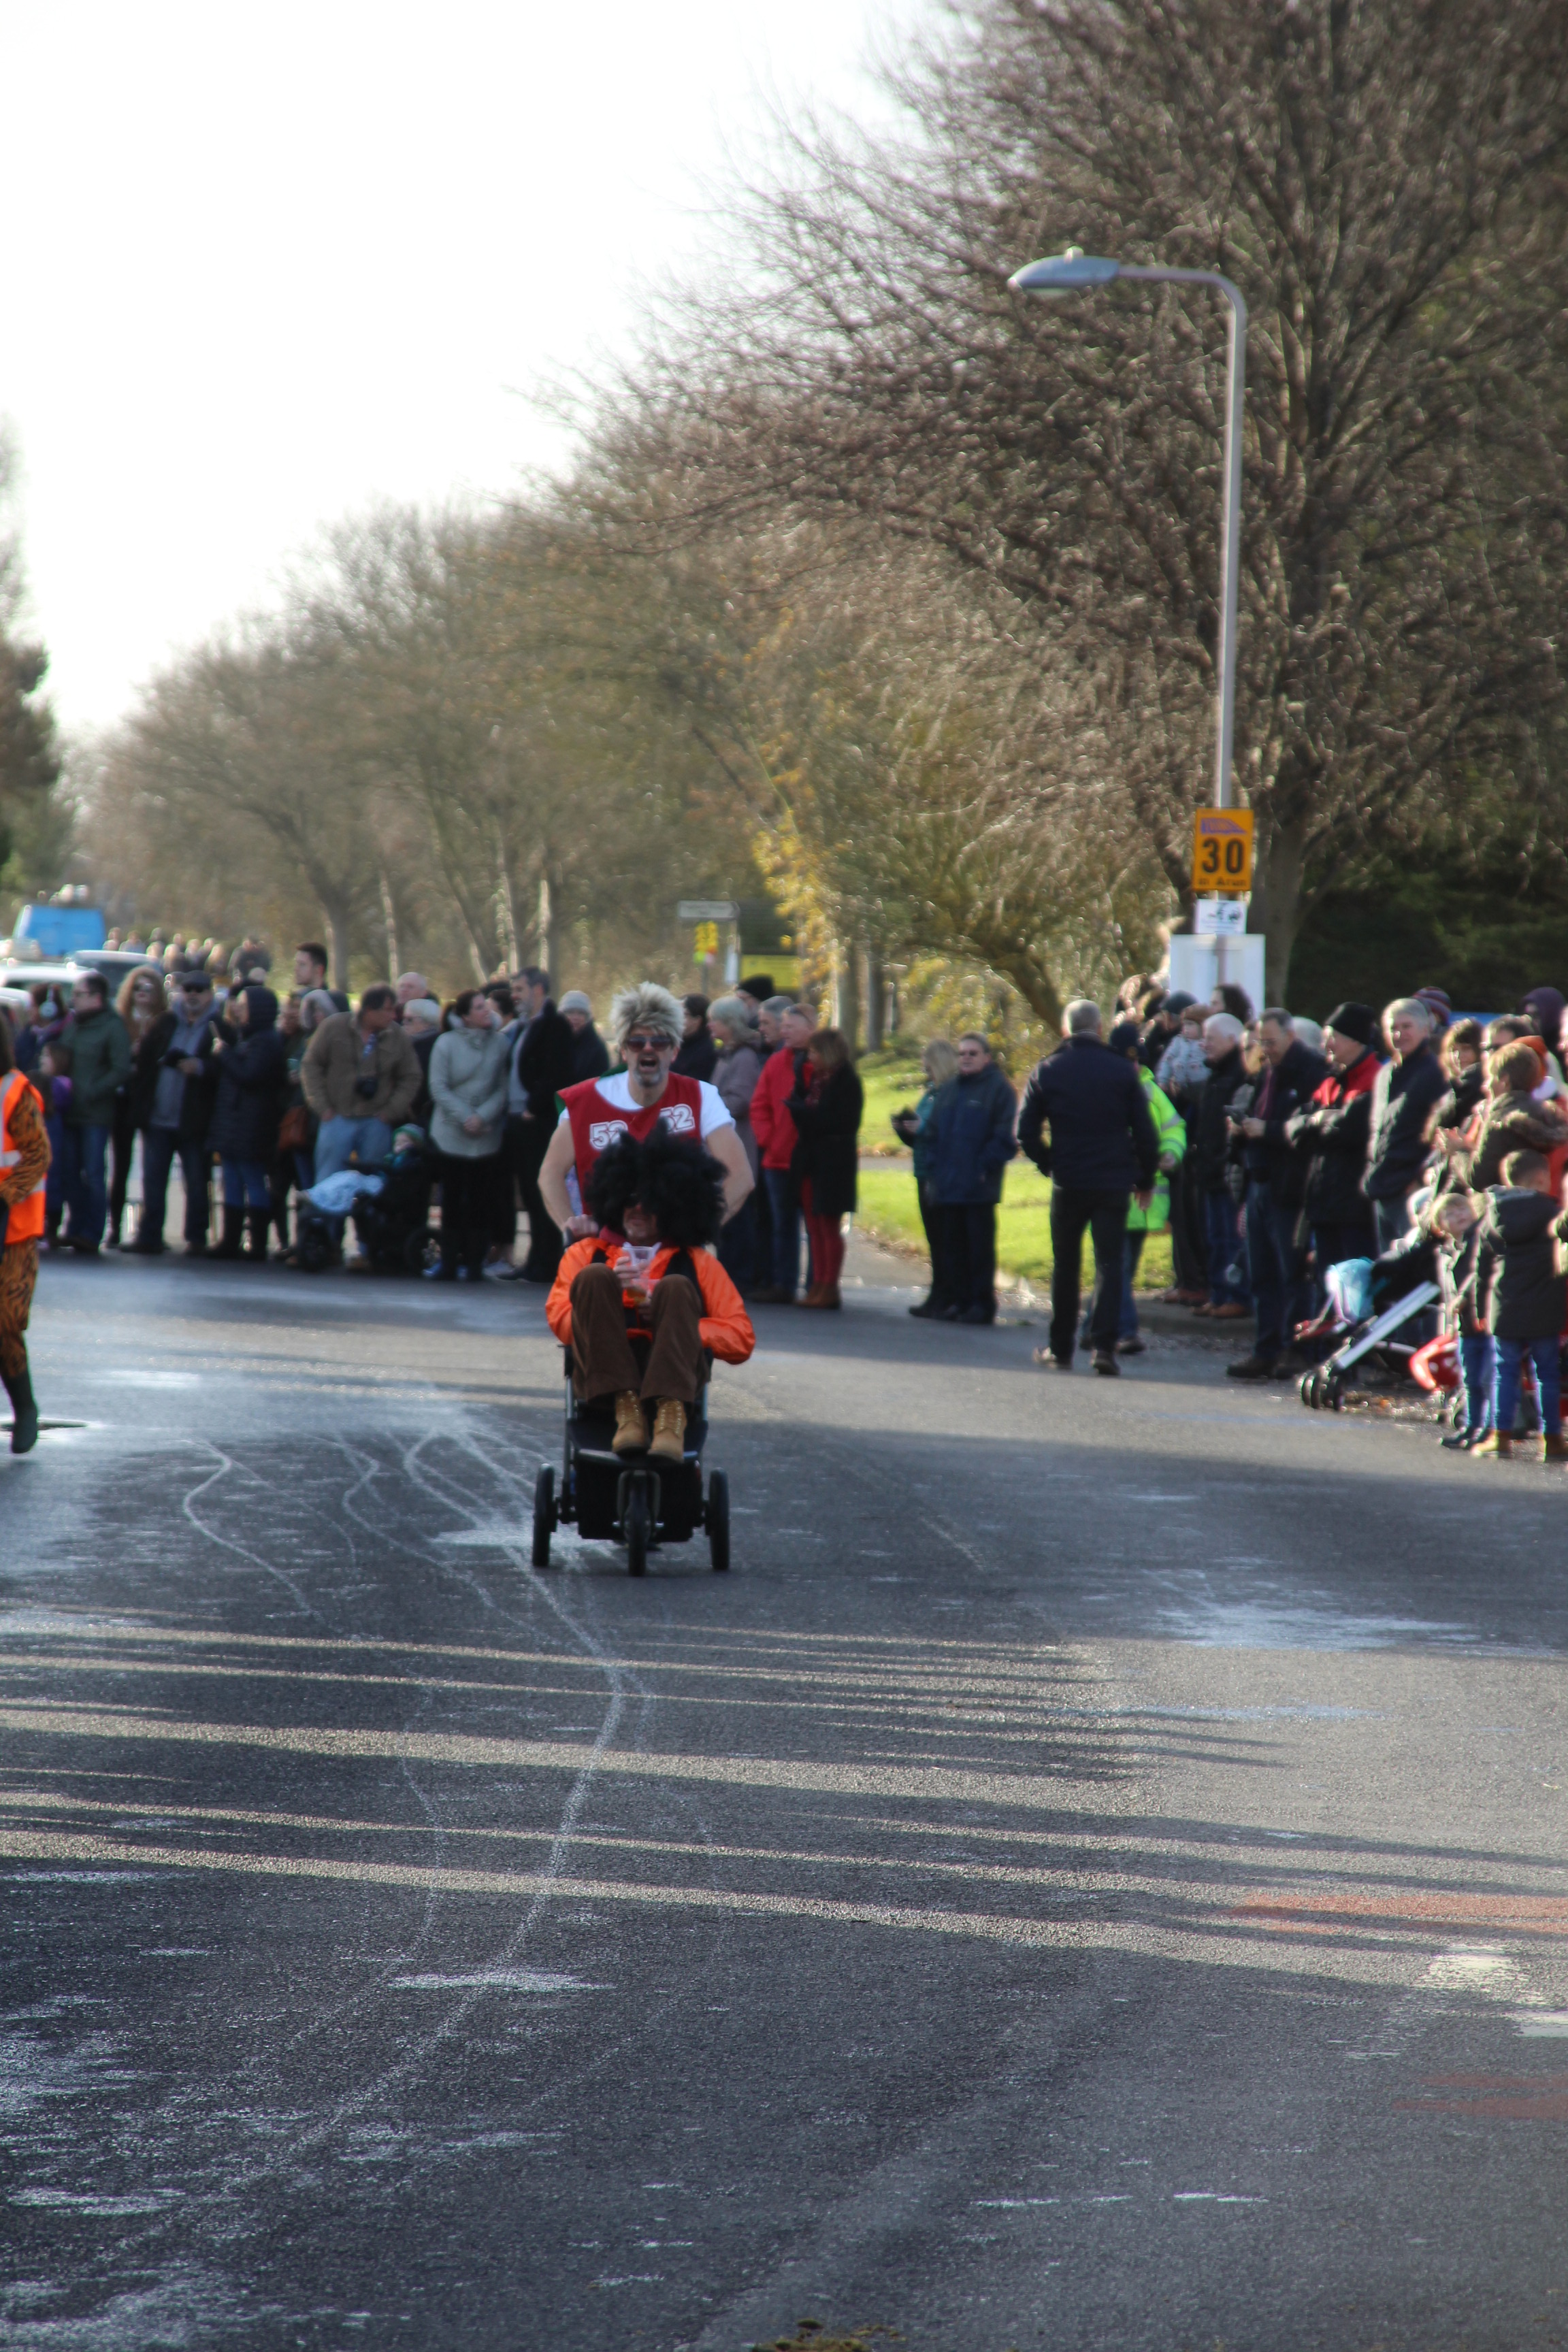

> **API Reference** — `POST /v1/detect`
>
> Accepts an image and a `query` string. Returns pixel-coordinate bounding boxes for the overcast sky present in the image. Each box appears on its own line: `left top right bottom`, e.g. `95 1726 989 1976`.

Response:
1 0 919 736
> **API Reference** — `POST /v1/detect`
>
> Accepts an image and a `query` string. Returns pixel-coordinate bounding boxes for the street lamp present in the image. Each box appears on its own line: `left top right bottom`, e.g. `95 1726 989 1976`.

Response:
1008 248 1247 813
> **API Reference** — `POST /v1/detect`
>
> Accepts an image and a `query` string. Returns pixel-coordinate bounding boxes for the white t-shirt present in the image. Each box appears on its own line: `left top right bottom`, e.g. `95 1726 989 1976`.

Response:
557 1071 734 1142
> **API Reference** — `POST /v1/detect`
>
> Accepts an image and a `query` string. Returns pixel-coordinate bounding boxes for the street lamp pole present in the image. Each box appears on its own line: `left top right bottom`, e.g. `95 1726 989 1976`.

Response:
1007 250 1247 812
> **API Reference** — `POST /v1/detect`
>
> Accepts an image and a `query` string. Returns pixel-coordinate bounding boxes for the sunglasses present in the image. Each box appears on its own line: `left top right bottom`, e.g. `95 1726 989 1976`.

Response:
623 1034 675 1053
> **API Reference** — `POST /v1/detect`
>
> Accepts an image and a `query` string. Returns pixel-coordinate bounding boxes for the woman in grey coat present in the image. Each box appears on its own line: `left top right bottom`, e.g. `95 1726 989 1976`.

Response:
709 994 764 1292
426 991 510 1280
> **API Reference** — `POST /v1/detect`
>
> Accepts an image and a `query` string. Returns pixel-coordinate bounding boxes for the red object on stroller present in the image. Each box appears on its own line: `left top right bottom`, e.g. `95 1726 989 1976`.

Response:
1409 1333 1459 1394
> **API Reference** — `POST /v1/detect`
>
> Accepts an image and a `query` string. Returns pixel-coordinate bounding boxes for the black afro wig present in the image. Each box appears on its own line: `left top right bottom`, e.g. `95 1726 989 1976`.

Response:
586 1124 726 1250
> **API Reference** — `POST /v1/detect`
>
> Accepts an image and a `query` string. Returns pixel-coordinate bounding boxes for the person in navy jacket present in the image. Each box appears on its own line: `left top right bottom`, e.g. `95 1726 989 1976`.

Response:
1018 1000 1158 1375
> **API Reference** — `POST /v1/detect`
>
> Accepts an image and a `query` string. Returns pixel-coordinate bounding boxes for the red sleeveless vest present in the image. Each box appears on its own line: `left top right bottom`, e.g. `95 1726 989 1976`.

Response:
561 1071 706 1190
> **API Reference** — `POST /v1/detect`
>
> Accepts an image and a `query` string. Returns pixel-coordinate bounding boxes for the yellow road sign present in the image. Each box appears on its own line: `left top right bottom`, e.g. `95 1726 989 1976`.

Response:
1191 806 1254 896
692 921 719 959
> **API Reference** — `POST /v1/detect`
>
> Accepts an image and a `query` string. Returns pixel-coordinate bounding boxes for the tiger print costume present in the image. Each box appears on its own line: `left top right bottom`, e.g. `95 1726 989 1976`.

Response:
1 1079 48 1432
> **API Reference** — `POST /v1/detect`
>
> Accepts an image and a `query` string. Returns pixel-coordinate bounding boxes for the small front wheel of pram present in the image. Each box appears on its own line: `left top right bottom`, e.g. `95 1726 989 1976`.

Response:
1324 1373 1345 1411
625 1478 651 1578
1300 1368 1320 1409
403 1225 438 1277
706 1469 730 1574
532 1466 556 1569
297 1218 338 1274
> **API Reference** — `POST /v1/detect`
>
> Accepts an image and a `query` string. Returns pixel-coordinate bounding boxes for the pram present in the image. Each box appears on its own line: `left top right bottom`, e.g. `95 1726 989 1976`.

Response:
532 1340 730 1577
295 1139 437 1275
1298 1232 1441 1411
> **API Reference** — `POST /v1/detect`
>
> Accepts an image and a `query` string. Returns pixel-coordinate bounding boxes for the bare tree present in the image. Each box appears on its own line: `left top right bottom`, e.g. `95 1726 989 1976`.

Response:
622 0 1568 994
87 630 389 984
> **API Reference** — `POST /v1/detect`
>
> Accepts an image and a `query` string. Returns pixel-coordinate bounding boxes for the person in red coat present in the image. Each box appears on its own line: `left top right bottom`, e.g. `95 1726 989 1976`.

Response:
749 1002 816 1301
547 1125 755 1463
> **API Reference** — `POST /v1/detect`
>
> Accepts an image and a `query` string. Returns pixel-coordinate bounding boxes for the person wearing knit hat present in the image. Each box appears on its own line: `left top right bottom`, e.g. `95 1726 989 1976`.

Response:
1520 987 1565 1071
559 991 610 1083
1414 986 1452 1034
1284 1003 1383 1288
1324 1001 1379 1052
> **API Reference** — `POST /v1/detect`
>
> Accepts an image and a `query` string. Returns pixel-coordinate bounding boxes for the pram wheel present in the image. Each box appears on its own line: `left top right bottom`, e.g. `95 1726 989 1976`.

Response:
706 1469 730 1573
532 1466 555 1569
297 1219 337 1274
1301 1369 1320 1409
403 1225 438 1277
1324 1373 1345 1411
624 1478 651 1578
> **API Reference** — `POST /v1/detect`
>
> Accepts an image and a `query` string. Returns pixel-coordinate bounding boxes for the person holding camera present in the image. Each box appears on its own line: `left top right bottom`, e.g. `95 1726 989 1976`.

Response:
300 986 423 1193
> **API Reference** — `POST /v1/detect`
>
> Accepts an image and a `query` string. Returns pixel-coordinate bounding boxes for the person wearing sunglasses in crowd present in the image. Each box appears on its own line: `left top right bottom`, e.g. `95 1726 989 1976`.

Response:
538 982 753 1245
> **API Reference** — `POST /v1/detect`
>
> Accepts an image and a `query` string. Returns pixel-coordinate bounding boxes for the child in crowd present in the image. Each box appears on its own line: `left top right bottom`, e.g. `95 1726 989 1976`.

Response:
1437 1019 1484 1131
35 1041 72 1249
1467 1147 1567 1462
1156 1006 1209 1104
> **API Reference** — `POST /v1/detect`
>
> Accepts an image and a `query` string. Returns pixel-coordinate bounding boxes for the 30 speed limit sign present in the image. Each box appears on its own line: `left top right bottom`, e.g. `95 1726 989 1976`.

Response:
1190 807 1254 896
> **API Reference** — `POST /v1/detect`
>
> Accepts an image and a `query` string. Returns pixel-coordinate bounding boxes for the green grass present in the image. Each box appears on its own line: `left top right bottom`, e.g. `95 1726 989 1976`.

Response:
850 1043 1174 1292
855 1158 1174 1294
855 1045 930 1156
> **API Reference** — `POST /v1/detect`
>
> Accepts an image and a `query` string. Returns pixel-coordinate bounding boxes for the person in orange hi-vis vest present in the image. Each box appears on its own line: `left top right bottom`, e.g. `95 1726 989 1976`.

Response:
0 1010 51 1452
547 1124 754 1465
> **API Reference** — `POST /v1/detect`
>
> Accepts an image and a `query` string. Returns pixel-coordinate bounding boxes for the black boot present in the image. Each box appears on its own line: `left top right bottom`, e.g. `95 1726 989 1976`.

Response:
4 1369 39 1454
211 1206 245 1260
244 1209 271 1262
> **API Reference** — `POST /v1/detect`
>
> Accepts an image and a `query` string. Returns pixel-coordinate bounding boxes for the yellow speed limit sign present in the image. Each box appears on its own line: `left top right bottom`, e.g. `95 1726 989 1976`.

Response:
1191 806 1254 896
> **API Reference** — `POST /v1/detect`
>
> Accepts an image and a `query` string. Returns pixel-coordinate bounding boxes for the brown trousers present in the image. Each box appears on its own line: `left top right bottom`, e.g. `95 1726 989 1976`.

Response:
0 1239 39 1380
570 1264 704 1407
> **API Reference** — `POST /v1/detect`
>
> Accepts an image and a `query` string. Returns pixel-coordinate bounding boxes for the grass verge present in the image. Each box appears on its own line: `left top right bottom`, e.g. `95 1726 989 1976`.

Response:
855 1160 1174 1295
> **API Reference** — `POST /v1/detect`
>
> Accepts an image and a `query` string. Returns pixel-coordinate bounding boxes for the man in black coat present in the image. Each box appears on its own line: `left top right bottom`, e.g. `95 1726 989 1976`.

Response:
502 967 578 1283
1284 1001 1382 1281
1018 999 1159 1375
1364 997 1449 1253
1225 1008 1327 1381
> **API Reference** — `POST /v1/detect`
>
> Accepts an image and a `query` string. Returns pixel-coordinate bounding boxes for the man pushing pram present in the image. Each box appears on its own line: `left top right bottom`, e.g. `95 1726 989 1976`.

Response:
546 1124 754 1463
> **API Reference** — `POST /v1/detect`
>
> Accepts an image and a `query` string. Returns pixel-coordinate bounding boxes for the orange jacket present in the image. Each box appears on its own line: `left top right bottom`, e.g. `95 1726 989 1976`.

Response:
547 1233 756 1365
0 1071 48 1244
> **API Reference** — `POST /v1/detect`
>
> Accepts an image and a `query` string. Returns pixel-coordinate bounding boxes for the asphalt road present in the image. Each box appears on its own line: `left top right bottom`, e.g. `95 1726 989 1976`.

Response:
4 1238 1568 2352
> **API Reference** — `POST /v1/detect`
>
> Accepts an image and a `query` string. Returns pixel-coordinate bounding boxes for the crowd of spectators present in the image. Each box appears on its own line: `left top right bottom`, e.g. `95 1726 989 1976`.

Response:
3 943 612 1281
1068 973 1568 1450
8 931 1568 1456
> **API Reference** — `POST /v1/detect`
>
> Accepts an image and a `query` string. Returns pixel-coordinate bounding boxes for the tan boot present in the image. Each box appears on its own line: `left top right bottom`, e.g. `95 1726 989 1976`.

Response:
1472 1431 1514 1459
649 1399 687 1463
817 1281 842 1309
612 1392 649 1456
797 1283 826 1307
1543 1432 1568 1463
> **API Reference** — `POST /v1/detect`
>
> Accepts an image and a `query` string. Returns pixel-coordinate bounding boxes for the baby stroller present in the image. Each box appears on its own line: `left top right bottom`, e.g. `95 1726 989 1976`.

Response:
351 1145 436 1273
532 1336 730 1577
1298 1232 1441 1410
296 1133 437 1275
